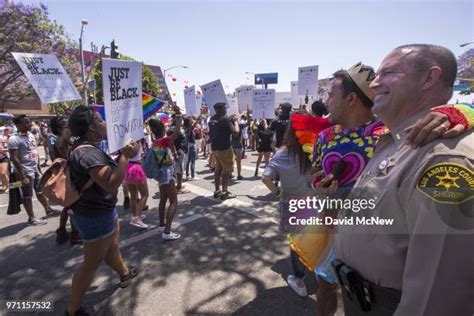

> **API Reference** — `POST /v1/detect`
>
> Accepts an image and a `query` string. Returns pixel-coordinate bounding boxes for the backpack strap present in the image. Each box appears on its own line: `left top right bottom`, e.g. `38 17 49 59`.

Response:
70 144 97 193
80 178 95 194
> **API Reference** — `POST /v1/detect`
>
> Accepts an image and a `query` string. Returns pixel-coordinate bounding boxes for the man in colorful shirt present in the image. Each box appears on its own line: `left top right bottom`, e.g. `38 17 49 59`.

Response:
311 62 473 316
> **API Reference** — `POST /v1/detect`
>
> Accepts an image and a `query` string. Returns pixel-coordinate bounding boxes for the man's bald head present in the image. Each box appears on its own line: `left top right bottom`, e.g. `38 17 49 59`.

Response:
393 44 457 88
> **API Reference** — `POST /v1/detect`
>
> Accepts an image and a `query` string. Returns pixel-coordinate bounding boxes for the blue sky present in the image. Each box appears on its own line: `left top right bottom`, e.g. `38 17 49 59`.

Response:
19 0 474 106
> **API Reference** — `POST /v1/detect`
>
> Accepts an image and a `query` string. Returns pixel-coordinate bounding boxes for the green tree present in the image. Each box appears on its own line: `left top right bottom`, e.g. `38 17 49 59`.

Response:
92 54 160 105
0 1 81 112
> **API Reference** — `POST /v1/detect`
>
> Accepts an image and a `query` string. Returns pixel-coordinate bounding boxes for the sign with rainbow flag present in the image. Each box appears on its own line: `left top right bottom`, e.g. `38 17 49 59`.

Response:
142 93 165 121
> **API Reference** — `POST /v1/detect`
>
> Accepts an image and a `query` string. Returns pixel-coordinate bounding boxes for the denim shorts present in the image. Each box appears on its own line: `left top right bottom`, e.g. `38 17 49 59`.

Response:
156 165 175 186
21 171 42 198
70 209 118 243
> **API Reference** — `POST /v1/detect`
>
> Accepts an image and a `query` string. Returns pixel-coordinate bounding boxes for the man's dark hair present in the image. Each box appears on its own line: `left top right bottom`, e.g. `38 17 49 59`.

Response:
50 116 65 136
13 114 27 125
333 70 373 108
280 103 292 115
311 100 328 117
69 106 95 138
394 44 457 87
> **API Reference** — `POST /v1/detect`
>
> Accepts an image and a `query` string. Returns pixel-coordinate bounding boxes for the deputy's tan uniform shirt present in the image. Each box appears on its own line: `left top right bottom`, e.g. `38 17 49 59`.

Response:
334 110 474 316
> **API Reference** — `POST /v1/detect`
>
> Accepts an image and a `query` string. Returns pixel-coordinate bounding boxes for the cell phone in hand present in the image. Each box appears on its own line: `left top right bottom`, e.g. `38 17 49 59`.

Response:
323 159 346 187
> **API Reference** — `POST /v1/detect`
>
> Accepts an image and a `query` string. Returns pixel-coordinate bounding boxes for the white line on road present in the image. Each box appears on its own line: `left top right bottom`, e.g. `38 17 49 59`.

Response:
183 182 277 219
64 213 204 268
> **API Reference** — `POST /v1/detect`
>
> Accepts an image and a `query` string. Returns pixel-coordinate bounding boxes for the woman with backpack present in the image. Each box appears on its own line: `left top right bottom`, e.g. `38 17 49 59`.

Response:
66 106 139 316
147 105 183 240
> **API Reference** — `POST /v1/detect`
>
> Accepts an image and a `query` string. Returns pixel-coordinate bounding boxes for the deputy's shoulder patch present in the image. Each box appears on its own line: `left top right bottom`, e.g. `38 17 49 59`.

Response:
416 162 473 204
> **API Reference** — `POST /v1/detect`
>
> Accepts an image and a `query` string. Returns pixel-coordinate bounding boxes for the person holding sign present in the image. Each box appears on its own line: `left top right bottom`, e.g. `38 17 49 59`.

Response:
66 106 139 316
208 102 240 200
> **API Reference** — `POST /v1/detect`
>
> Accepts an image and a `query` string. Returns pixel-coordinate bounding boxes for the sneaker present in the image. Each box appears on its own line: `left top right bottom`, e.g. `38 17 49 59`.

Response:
162 231 181 240
28 217 47 226
70 230 83 245
191 176 199 180
213 190 223 198
119 265 139 288
237 175 244 180
287 275 308 297
65 305 89 316
45 208 61 218
56 228 70 244
123 197 130 210
220 191 236 200
185 175 190 181
129 217 149 229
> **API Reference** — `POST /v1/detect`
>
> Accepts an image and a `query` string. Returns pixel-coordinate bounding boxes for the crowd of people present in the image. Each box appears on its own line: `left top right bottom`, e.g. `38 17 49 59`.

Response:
2 43 473 316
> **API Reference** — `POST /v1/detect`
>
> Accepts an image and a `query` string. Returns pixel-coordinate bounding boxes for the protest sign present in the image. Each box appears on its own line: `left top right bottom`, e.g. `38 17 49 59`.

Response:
102 59 143 153
291 81 302 106
184 85 199 115
298 65 319 97
235 85 254 112
275 92 292 108
11 52 81 104
226 95 239 116
252 89 275 119
201 79 227 115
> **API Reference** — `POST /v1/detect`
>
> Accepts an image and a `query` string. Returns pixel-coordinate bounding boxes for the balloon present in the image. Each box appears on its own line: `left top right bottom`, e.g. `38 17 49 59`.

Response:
197 91 201 95
172 77 177 82
184 85 189 89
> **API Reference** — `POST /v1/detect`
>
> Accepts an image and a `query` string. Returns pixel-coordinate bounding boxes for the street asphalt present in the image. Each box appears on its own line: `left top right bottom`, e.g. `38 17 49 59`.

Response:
0 148 344 316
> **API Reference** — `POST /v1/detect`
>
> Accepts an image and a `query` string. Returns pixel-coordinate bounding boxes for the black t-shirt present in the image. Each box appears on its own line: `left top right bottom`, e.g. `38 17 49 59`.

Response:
69 144 118 216
174 132 188 153
270 115 290 148
209 115 234 151
258 128 273 147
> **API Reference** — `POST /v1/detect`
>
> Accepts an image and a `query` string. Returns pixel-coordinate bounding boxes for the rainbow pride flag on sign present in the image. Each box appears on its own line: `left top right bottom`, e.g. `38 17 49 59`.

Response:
142 93 165 121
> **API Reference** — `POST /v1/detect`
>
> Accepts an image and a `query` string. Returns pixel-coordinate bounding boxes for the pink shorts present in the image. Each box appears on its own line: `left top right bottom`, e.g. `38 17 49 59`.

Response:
124 162 147 185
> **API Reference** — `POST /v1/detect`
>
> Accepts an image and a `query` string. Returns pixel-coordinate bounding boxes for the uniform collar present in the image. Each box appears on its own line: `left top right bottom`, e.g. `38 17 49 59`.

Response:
388 110 430 148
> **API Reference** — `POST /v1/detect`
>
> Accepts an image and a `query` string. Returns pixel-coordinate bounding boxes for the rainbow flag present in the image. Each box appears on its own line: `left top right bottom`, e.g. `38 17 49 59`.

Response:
142 93 165 121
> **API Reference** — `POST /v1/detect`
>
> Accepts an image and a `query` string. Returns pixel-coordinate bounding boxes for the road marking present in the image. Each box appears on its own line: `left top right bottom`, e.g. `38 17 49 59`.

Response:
0 198 37 208
183 182 277 218
64 213 205 268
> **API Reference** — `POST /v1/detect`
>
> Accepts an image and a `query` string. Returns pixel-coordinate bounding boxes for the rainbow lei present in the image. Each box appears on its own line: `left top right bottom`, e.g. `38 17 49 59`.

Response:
290 114 332 160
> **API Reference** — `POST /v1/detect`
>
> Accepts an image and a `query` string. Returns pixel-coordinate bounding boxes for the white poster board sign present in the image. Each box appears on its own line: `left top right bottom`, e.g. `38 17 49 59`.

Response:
275 92 292 108
298 65 319 97
12 52 81 104
184 85 199 116
226 95 239 116
252 89 275 119
196 93 203 111
449 91 473 105
201 79 227 115
235 85 254 112
102 59 143 153
291 81 301 106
